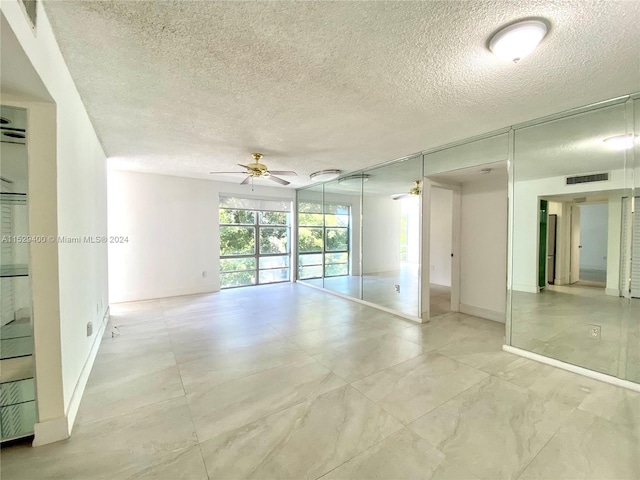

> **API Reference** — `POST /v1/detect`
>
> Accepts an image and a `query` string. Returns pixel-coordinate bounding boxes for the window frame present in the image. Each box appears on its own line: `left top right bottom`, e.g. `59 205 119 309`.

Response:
297 203 350 280
219 208 291 289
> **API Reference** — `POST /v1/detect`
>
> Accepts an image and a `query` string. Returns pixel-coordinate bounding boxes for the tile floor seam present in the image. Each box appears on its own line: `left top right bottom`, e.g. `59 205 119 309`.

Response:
310 426 412 480
177 354 314 395
73 393 191 433
512 423 566 480
178 350 322 396
188 371 349 446
352 370 492 426
400 372 491 431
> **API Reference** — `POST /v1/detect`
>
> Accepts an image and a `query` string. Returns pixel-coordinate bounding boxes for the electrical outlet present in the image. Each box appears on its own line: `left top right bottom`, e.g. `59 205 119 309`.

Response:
589 325 601 339
395 284 400 293
202 271 207 278
87 322 93 337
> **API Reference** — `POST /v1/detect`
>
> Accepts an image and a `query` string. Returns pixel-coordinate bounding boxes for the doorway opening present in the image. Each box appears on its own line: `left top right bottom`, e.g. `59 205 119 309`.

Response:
574 203 608 287
539 196 610 292
429 186 454 317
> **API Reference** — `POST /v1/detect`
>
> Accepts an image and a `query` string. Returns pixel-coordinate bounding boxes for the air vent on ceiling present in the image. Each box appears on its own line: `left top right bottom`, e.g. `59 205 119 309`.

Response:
19 0 37 28
566 172 609 185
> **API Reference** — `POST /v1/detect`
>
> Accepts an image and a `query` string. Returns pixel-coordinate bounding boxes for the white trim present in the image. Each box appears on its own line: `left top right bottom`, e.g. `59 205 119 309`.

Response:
503 345 640 393
110 287 220 304
605 288 620 297
55 307 110 443
512 284 538 294
32 415 68 446
459 303 505 323
297 280 424 324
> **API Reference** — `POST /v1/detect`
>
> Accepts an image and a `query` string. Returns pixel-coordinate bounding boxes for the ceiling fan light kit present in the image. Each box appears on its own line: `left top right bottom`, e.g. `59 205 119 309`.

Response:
209 152 298 186
391 180 422 200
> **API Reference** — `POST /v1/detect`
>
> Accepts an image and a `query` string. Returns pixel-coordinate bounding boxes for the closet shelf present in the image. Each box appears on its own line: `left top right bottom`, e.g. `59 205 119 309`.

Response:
0 192 27 205
0 265 29 278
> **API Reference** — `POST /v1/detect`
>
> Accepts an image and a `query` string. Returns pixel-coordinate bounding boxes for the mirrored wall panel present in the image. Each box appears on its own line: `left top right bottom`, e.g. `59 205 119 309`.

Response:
0 105 36 441
625 98 640 383
362 156 422 317
297 184 324 288
510 100 635 379
322 176 362 299
297 156 423 319
423 133 509 321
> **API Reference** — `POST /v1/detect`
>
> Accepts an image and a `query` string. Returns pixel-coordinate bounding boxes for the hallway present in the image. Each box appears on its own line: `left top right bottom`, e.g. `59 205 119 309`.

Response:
1 284 638 480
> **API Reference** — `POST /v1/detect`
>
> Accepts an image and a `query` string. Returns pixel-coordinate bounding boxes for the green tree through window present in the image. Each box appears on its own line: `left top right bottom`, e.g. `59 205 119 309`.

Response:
219 208 290 288
297 203 350 279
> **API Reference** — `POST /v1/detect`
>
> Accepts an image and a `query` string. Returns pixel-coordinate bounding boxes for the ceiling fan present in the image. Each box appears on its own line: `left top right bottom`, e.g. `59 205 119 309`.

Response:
391 180 421 200
209 153 297 186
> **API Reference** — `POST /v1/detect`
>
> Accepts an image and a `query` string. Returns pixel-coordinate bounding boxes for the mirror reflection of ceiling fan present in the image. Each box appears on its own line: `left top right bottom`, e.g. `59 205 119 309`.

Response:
391 180 421 200
209 153 297 186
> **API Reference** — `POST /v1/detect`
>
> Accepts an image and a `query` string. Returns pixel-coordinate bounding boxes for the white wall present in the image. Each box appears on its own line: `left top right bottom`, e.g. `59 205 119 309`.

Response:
579 203 608 271
460 175 508 320
362 195 402 274
429 187 452 286
108 170 295 303
1 2 109 444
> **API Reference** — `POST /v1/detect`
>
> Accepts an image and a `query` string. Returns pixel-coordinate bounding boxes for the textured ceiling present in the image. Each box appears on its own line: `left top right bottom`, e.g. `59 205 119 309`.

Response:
42 0 640 189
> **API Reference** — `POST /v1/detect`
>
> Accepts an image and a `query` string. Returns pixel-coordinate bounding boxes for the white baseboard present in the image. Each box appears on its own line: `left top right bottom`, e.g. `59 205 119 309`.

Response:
34 307 111 446
32 415 69 446
512 284 538 294
503 345 640 393
111 287 220 304
605 288 620 297
297 281 424 324
459 304 505 323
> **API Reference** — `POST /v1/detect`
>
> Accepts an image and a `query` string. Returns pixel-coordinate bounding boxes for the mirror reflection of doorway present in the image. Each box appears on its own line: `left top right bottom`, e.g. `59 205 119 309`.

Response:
429 187 453 317
539 195 611 292
574 203 608 287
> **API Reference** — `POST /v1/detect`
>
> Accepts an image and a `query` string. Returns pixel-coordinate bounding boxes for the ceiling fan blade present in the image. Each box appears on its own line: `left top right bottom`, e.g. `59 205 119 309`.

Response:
209 171 246 175
391 193 409 200
268 175 290 186
267 170 298 176
240 175 252 185
237 164 251 169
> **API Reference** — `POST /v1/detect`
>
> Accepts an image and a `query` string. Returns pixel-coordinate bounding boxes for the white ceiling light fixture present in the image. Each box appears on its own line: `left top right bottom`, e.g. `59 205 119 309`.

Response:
310 169 341 182
489 19 548 63
338 173 370 185
603 134 636 151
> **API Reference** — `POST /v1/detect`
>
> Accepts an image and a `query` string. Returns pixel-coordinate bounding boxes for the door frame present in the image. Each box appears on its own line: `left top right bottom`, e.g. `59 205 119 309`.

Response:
421 179 461 319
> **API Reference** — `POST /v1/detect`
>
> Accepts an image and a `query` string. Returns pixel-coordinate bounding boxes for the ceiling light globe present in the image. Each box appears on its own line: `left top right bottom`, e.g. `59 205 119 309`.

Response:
489 20 548 63
603 135 636 151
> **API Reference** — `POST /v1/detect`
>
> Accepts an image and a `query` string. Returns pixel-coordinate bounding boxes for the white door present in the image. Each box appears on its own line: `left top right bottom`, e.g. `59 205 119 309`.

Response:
570 205 581 284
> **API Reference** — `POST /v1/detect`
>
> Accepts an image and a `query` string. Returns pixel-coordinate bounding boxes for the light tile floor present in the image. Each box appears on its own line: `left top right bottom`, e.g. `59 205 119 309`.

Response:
511 284 639 379
1 283 638 480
